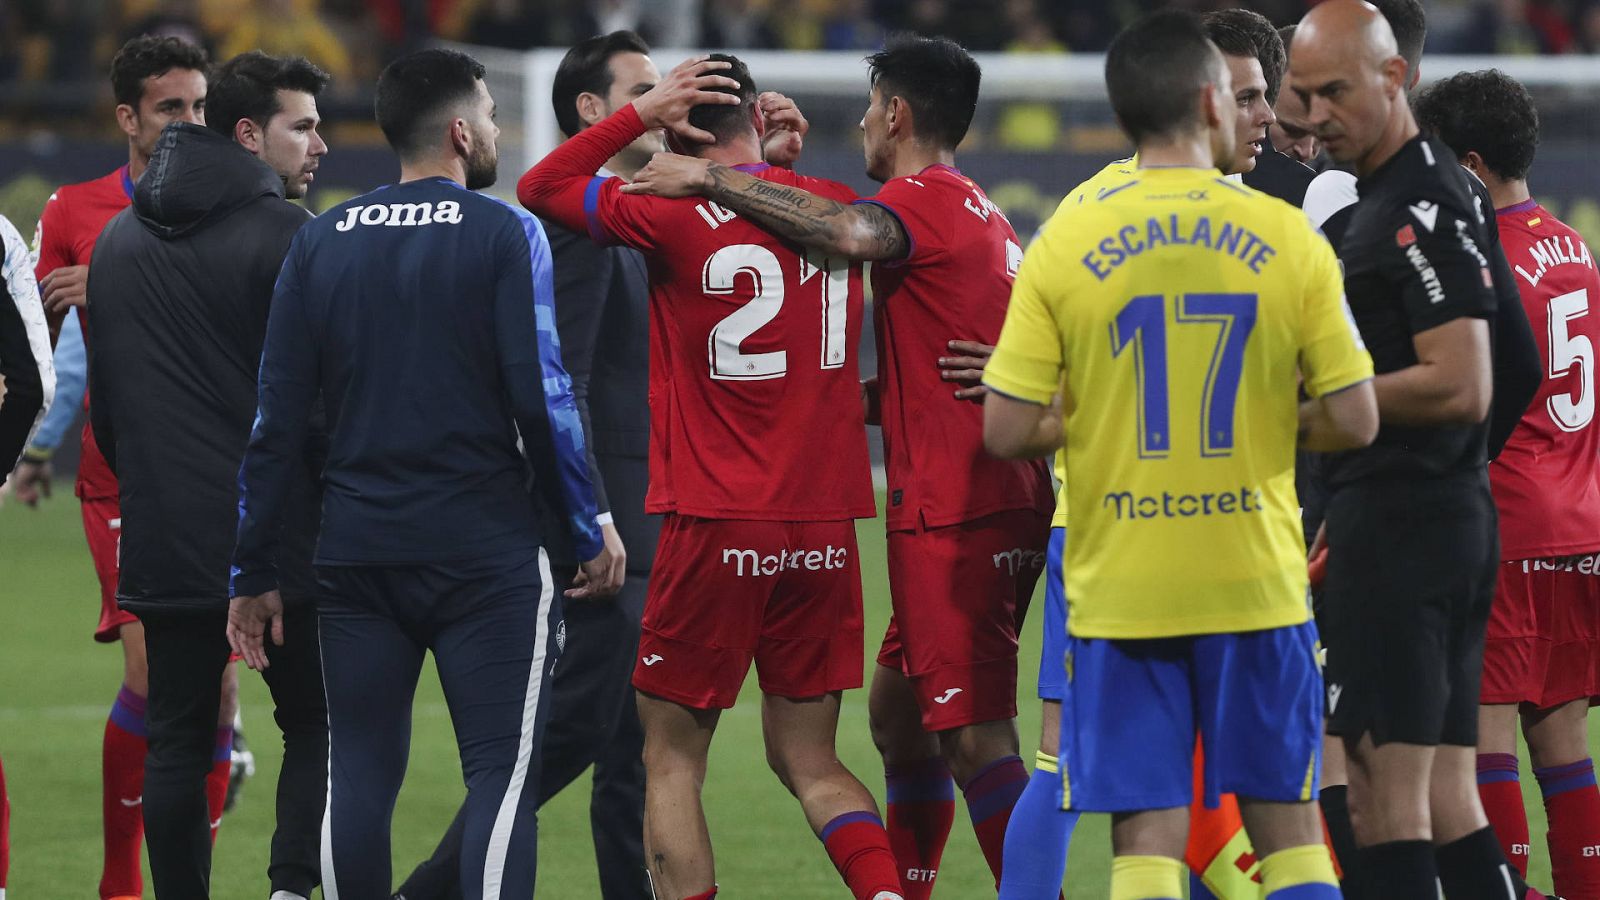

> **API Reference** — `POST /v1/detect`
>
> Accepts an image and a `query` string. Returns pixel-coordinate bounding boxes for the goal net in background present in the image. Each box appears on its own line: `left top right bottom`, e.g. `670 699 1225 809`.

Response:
459 44 1600 247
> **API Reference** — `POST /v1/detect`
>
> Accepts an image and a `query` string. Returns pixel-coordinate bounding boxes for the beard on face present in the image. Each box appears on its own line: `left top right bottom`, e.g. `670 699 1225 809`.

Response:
465 135 498 191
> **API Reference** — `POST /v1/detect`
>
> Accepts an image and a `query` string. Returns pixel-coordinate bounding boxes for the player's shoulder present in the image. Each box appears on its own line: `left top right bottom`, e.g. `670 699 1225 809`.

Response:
760 165 860 203
1063 157 1138 208
52 167 128 208
1304 169 1359 228
312 180 514 236
877 163 975 200
1365 138 1479 222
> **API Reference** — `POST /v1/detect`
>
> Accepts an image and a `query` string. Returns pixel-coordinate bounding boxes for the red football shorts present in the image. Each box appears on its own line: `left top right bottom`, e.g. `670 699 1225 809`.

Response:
633 515 865 710
877 508 1051 731
1482 555 1600 708
81 496 134 643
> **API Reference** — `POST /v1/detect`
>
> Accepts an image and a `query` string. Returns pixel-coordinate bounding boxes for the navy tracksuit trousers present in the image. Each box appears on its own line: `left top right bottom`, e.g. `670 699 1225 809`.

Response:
316 547 561 900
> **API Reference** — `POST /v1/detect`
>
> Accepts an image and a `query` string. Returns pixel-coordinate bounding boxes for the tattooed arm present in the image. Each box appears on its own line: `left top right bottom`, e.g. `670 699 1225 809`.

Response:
623 154 910 262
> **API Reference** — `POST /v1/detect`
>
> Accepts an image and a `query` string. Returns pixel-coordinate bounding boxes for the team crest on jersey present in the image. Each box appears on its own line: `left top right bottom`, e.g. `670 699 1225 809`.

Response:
1395 224 1417 248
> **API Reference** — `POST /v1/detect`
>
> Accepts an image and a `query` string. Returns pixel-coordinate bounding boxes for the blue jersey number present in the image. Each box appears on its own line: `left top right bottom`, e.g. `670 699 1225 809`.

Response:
1110 293 1257 458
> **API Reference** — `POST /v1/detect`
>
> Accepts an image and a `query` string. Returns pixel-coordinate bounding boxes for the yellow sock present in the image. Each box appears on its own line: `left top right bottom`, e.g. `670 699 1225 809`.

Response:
1259 843 1340 896
1034 751 1059 774
1109 854 1183 900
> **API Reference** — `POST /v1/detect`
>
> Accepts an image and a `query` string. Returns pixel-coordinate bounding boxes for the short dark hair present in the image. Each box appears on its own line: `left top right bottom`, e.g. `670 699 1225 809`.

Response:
1278 24 1297 59
205 52 330 137
1203 8 1286 104
1414 69 1539 182
866 34 982 150
1106 10 1223 145
110 35 210 108
1369 0 1426 74
551 31 651 139
375 49 487 157
685 53 758 144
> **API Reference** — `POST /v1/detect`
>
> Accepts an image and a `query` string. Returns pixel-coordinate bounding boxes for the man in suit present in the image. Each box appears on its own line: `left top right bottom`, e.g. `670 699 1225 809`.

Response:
395 31 660 900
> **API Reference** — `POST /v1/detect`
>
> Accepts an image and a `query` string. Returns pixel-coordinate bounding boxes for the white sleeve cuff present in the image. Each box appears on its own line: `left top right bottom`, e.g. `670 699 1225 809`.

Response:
596 512 614 526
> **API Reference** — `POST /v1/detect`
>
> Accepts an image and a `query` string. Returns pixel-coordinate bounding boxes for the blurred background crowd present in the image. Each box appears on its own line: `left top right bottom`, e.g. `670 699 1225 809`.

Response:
3 0 1600 102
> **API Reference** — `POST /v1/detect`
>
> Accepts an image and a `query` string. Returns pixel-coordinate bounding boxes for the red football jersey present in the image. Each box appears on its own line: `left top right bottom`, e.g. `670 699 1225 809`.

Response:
575 164 876 522
33 166 133 501
858 165 1053 532
1490 199 1600 559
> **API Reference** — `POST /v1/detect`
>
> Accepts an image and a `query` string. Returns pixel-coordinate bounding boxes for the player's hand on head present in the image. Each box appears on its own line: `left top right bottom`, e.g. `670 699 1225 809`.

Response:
621 152 712 199
227 590 285 671
39 264 88 314
632 56 742 145
759 92 807 169
939 339 996 401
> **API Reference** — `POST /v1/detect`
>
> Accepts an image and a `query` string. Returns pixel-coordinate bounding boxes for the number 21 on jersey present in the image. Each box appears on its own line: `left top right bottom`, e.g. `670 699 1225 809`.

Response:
1110 293 1257 459
704 243 850 380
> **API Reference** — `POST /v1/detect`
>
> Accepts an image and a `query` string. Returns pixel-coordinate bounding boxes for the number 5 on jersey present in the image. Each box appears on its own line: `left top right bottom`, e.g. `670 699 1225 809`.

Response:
705 244 850 380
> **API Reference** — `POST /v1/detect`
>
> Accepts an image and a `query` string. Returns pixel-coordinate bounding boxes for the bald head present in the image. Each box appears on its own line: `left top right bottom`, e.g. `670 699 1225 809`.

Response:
1288 0 1414 173
1295 0 1400 68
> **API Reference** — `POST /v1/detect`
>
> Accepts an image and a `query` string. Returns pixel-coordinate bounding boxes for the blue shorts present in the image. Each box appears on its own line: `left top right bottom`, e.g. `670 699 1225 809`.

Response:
1058 621 1324 813
1037 527 1067 701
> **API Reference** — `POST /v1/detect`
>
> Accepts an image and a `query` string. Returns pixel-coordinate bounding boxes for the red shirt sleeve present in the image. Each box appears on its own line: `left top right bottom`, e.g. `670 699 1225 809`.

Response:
516 103 663 252
32 189 71 282
852 175 947 267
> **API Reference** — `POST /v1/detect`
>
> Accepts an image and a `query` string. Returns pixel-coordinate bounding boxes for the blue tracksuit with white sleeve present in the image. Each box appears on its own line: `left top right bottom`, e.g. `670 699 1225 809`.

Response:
231 176 603 900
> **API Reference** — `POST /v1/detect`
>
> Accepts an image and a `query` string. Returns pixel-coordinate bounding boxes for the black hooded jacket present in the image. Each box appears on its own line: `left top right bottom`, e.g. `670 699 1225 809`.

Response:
87 122 321 614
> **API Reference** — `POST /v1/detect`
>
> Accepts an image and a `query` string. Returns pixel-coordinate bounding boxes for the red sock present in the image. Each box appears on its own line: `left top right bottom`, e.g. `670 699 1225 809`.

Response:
1477 753 1531 876
821 811 907 900
101 686 147 900
1536 757 1600 898
681 890 717 900
883 757 954 899
961 755 1029 887
1 752 10 893
206 727 233 842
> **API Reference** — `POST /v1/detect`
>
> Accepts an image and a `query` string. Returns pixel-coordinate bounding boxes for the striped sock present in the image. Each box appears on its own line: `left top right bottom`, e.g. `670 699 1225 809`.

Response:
820 810 905 900
962 755 1029 887
205 727 233 840
101 685 147 900
1535 757 1600 898
1109 855 1183 900
884 757 954 899
1260 843 1340 898
1477 752 1530 877
997 752 1075 900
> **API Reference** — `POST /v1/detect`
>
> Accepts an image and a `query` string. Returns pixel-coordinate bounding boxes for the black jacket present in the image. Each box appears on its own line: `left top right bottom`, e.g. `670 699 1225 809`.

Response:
538 220 659 573
88 122 320 614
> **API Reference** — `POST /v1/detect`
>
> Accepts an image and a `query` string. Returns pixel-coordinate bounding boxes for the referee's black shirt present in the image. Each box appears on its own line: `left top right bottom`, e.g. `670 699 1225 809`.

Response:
1324 135 1498 486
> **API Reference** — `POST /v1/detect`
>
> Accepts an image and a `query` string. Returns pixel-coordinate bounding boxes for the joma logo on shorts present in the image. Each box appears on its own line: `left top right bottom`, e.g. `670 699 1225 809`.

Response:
992 548 1046 575
721 546 849 577
335 200 464 231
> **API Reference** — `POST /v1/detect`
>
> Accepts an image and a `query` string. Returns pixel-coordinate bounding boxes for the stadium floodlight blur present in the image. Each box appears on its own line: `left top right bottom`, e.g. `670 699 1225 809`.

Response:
444 43 1600 245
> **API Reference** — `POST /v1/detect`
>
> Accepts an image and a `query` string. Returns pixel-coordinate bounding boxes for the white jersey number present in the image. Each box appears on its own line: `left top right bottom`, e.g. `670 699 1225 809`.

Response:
705 244 849 380
1547 288 1595 432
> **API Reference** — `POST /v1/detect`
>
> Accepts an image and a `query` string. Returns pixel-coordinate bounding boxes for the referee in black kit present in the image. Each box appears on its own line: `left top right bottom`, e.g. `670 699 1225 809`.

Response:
228 48 621 899
1289 3 1527 898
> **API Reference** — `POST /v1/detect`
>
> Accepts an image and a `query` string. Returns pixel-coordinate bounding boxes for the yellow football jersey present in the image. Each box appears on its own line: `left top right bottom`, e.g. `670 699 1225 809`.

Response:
1038 158 1139 530
985 166 1371 639
1063 156 1138 211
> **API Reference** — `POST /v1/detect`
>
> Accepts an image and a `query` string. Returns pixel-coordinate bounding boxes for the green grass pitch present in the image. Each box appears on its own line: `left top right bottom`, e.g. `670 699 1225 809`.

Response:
0 491 1584 897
